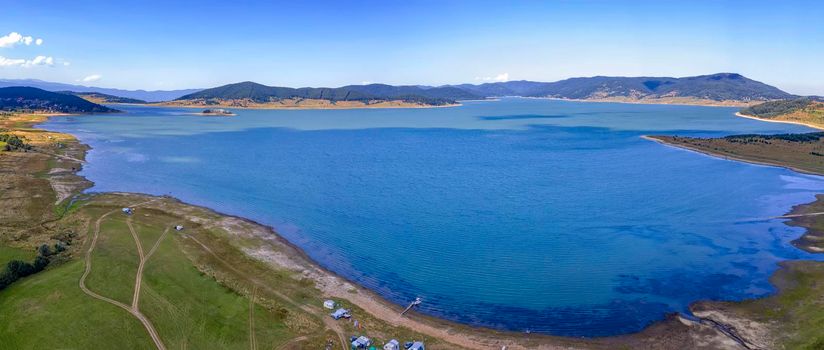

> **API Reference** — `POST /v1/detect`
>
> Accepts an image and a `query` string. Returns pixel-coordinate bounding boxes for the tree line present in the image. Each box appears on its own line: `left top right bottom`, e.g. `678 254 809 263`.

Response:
0 133 32 151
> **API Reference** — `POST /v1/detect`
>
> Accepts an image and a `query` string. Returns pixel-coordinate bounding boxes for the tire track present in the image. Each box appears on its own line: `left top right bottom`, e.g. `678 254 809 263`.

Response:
249 285 258 350
133 224 171 310
79 200 167 350
185 234 347 350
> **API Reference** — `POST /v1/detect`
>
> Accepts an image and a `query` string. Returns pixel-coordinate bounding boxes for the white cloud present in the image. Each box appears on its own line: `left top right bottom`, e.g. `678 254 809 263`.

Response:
27 55 53 67
0 56 26 66
80 74 102 82
474 72 510 82
0 55 55 67
0 32 43 48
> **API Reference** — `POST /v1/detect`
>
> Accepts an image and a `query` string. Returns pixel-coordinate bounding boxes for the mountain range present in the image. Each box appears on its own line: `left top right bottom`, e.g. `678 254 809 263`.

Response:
175 81 476 106
0 73 807 106
0 87 118 113
449 73 794 101
0 79 199 102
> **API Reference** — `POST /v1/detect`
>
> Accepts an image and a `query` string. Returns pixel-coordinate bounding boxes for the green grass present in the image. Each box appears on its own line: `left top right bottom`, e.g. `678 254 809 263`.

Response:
0 202 303 349
772 263 824 350
0 245 35 267
140 231 293 349
84 215 140 305
0 260 152 349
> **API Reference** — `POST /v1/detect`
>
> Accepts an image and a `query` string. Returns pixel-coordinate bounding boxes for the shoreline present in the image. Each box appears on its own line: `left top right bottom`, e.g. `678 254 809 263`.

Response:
734 111 824 131
537 96 757 108
640 135 824 177
20 111 823 348
150 101 462 110
641 131 824 255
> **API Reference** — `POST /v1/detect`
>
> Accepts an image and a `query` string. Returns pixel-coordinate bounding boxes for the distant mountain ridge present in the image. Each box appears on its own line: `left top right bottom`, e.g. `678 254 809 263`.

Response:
0 86 118 113
2 73 803 106
58 91 147 104
0 79 200 102
176 81 477 105
452 73 795 102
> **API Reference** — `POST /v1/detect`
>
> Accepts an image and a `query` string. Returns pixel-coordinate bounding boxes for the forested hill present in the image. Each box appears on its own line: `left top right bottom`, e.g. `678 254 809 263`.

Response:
739 98 819 118
0 86 118 113
59 91 147 104
451 73 794 102
176 81 479 105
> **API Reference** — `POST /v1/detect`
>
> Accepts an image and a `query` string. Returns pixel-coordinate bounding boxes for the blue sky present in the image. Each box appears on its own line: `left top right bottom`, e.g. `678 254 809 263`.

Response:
1 0 822 94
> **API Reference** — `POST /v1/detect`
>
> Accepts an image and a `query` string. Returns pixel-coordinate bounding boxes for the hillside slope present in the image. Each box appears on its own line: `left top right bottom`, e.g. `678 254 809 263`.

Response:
0 79 200 102
59 91 147 104
453 73 794 103
0 87 118 113
738 98 824 129
175 81 478 106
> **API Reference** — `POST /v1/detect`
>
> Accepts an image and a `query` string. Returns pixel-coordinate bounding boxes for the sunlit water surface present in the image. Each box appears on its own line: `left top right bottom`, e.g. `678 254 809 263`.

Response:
40 98 824 336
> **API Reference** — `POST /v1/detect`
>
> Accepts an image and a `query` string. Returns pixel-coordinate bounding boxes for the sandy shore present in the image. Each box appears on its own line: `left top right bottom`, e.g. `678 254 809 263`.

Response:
734 112 824 130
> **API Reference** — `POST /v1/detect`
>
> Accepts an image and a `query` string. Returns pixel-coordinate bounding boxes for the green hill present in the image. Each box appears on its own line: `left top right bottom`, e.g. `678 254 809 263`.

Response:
739 98 817 118
59 91 147 104
0 87 118 113
453 73 794 102
176 81 479 105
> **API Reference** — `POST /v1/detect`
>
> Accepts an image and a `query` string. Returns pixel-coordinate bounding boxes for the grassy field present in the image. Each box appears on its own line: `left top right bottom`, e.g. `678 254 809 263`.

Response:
739 100 824 129
0 245 34 266
648 133 824 176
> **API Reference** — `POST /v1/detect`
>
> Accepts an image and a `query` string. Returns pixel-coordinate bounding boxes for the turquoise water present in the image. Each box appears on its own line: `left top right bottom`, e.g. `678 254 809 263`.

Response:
41 98 824 337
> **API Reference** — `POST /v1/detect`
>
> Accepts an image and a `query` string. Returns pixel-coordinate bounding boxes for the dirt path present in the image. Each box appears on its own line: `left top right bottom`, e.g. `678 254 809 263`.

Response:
185 234 348 350
277 335 309 350
79 201 167 350
249 285 258 350
133 223 170 310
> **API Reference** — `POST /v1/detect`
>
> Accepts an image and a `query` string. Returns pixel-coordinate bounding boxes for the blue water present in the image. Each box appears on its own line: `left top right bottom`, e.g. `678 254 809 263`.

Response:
40 98 824 337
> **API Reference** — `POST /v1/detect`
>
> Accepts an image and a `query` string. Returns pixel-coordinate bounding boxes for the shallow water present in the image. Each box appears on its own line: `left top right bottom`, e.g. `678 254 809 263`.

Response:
41 98 824 336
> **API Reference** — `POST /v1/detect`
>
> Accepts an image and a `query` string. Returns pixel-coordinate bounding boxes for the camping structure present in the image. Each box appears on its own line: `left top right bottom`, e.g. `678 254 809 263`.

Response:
122 208 133 215
174 225 184 231
351 335 371 349
330 308 351 320
407 341 425 350
383 339 400 350
323 300 336 309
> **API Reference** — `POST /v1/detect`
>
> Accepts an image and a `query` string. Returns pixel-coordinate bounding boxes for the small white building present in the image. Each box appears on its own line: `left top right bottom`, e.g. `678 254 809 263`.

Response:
323 300 336 309
384 339 400 350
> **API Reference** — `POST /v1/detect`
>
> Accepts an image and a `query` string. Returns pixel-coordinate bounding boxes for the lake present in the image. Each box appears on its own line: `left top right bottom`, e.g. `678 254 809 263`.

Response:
40 98 824 337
